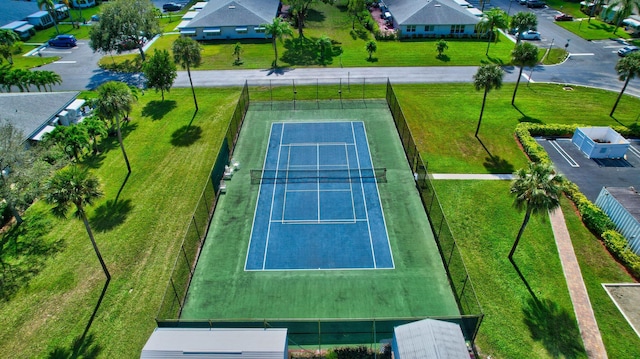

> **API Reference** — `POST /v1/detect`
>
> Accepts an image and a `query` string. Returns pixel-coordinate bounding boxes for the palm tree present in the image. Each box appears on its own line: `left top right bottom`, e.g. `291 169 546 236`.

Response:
509 162 565 260
436 39 448 58
263 17 293 68
38 0 63 35
473 64 504 137
41 70 62 92
81 116 108 155
172 36 202 111
511 42 539 105
605 0 640 34
476 8 509 55
510 11 538 45
316 35 332 64
365 40 377 61
0 29 20 65
233 42 243 64
95 81 136 173
610 52 640 116
45 166 110 280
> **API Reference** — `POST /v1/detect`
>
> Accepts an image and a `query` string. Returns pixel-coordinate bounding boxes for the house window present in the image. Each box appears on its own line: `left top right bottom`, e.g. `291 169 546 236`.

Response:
406 25 416 32
254 26 265 33
450 25 464 34
424 25 434 32
236 27 248 34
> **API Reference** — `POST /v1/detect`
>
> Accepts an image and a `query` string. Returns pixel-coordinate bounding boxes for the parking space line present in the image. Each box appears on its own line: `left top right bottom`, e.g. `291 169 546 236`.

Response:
548 139 580 167
53 61 77 64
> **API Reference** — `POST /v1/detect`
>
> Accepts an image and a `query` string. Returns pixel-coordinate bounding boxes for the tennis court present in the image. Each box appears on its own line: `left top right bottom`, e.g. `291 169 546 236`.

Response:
246 121 393 270
182 100 460 322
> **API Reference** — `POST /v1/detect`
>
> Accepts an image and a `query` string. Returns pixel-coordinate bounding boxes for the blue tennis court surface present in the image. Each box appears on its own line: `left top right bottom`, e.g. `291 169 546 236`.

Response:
245 121 394 270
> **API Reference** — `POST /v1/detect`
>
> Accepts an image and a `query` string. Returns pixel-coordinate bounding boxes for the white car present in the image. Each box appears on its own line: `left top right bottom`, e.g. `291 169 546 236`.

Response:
519 30 541 40
618 46 639 57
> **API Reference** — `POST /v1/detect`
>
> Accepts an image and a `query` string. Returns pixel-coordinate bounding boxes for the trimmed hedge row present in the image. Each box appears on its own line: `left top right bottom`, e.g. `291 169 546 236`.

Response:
515 123 640 279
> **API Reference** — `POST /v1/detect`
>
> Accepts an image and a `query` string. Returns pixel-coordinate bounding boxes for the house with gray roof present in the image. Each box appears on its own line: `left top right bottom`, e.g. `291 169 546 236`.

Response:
0 92 84 143
179 0 281 40
382 0 481 38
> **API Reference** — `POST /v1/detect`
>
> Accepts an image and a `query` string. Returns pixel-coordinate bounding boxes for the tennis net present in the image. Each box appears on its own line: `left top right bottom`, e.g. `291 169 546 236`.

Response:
250 168 387 184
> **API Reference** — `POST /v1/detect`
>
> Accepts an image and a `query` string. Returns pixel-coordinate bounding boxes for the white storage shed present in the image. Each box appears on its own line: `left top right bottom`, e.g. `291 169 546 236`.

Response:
571 127 630 159
392 319 469 359
595 187 640 255
141 328 288 359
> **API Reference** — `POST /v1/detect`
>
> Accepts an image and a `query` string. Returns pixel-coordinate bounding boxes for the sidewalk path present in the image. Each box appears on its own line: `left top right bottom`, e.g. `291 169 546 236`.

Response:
432 173 607 358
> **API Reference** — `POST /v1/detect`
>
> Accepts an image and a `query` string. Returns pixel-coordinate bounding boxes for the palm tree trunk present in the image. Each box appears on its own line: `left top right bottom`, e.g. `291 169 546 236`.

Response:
485 28 493 55
137 44 146 61
297 12 304 38
475 88 489 137
115 114 131 173
512 66 524 105
80 208 111 280
7 200 23 225
610 77 630 117
186 64 198 111
509 207 532 260
272 39 278 67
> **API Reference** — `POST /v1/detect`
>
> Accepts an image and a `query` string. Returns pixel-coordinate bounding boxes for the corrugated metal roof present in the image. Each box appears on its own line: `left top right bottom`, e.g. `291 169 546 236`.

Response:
605 187 640 222
394 319 468 359
141 328 287 359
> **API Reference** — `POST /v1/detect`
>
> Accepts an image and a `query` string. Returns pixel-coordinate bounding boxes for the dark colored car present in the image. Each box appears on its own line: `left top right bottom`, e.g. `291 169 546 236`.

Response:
163 2 182 11
48 34 77 48
554 13 574 21
527 0 546 8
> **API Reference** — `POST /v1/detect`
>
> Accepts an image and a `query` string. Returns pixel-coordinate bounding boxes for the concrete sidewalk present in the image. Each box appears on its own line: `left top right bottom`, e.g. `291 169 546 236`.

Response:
432 173 608 358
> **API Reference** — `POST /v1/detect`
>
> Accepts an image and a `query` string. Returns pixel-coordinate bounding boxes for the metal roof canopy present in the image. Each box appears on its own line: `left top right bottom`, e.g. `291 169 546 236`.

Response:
141 328 288 359
393 319 469 359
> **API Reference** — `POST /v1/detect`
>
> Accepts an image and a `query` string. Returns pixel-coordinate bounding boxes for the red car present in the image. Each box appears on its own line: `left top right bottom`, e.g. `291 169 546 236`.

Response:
554 13 574 21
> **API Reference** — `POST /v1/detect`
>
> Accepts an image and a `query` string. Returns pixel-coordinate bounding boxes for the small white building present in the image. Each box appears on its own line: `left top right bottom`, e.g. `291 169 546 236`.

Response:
27 11 55 29
595 187 640 255
392 319 469 359
382 0 481 38
140 328 288 358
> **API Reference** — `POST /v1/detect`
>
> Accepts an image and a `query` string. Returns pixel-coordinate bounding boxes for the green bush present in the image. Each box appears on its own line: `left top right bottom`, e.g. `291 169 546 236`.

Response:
515 123 640 280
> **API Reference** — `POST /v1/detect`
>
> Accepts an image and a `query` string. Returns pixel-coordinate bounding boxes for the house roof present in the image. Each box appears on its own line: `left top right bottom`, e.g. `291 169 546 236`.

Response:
394 319 469 359
605 187 640 222
0 92 80 141
141 328 288 358
384 0 480 25
187 0 280 28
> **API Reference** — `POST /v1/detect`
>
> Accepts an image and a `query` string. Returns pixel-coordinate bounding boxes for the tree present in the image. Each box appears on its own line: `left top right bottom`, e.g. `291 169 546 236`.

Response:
43 125 90 161
143 49 177 101
473 64 504 137
38 0 62 35
95 81 136 173
263 17 293 68
347 0 366 29
81 116 108 155
511 42 539 105
172 36 202 110
40 70 62 92
365 40 377 61
476 8 509 55
284 0 336 38
316 35 332 64
606 0 640 34
610 52 640 116
0 29 21 65
233 42 243 65
510 12 537 44
509 162 565 260
89 0 160 61
45 166 110 281
588 0 606 23
436 39 448 58
0 121 27 224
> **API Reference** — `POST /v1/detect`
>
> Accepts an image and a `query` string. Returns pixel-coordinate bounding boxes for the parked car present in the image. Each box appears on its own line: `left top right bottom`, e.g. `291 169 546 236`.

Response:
91 14 99 22
554 13 574 21
163 2 182 11
48 34 77 48
519 0 528 4
527 0 546 8
519 30 542 40
618 45 639 57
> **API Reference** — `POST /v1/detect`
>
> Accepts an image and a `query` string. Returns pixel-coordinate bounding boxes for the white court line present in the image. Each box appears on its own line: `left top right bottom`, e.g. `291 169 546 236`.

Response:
316 143 320 222
548 139 580 167
262 124 286 270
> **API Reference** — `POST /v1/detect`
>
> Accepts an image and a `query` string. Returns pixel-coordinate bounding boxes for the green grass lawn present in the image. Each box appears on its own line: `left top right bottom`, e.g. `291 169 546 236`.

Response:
0 88 240 358
392 83 640 173
556 18 638 43
433 181 586 358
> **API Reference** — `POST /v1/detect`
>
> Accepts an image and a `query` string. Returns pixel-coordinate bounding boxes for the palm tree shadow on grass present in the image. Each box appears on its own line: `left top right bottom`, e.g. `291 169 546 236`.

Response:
171 125 202 147
512 104 542 123
476 135 515 173
47 333 102 359
436 54 450 62
481 55 505 65
141 100 177 121
90 198 133 232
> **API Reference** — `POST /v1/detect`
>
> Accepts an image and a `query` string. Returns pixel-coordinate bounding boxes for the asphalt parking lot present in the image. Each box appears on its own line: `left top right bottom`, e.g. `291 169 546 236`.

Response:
536 137 640 202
